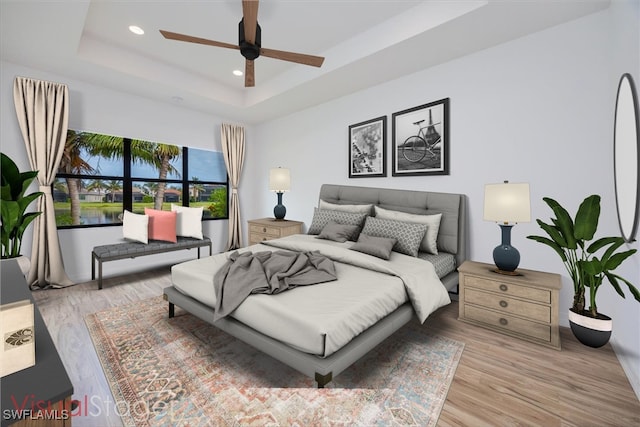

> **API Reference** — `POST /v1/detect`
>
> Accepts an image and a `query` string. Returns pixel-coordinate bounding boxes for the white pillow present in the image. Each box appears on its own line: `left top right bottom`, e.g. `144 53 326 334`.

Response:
319 199 373 214
374 206 442 254
171 204 204 239
122 210 149 244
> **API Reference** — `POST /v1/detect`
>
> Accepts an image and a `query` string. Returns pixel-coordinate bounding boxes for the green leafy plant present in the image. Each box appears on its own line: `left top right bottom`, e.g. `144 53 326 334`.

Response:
207 187 228 218
1 153 43 259
527 195 639 318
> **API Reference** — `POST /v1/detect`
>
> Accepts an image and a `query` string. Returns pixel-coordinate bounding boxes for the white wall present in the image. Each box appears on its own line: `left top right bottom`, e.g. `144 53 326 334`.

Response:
0 61 246 280
242 6 640 397
601 0 640 399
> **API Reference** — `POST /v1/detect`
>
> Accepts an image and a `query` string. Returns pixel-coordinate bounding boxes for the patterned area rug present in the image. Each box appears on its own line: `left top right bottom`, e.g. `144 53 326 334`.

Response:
85 296 464 426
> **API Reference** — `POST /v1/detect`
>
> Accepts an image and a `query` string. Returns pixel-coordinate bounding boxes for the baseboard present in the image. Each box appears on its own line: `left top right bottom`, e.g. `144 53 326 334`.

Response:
610 338 640 400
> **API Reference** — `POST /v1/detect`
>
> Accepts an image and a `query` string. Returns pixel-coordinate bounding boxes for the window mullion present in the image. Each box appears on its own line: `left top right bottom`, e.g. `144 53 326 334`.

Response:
123 139 132 212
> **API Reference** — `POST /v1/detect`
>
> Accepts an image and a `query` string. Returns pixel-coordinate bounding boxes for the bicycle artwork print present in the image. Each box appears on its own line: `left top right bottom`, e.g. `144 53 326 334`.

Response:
392 98 449 176
348 116 387 178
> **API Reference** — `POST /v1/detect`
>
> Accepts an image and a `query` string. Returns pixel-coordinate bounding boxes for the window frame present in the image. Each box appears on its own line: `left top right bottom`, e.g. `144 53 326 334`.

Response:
55 139 229 229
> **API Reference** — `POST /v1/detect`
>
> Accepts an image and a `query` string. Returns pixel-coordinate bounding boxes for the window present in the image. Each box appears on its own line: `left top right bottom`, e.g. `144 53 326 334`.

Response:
54 130 228 228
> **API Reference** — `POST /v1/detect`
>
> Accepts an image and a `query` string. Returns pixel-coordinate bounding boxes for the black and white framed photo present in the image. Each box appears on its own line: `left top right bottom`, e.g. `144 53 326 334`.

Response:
392 98 449 176
349 116 387 178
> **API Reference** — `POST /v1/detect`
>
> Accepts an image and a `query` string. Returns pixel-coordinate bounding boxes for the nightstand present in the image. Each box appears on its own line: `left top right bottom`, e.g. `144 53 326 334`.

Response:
458 260 561 350
247 218 304 244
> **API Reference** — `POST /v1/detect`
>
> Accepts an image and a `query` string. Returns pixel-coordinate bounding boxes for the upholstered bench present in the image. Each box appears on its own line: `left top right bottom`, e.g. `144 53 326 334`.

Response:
91 236 212 289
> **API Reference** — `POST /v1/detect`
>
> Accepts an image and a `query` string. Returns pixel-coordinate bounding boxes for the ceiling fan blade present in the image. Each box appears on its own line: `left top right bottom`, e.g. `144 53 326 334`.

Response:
159 30 239 51
260 48 325 67
242 0 259 44
245 60 255 87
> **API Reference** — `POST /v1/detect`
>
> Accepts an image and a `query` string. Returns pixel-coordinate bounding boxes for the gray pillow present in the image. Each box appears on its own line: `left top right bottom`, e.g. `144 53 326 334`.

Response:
351 234 397 260
360 216 427 257
308 208 367 235
374 206 442 255
317 221 360 242
319 199 373 215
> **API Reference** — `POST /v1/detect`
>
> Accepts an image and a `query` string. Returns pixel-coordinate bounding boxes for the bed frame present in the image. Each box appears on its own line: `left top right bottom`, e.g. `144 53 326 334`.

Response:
163 184 467 387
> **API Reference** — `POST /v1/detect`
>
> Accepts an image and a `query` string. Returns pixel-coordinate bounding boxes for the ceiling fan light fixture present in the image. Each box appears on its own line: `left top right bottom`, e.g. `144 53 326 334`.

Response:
128 25 145 35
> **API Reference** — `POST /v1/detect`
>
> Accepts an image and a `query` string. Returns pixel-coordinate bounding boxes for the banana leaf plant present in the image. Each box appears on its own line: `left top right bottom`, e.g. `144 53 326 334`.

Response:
527 195 639 318
0 152 43 259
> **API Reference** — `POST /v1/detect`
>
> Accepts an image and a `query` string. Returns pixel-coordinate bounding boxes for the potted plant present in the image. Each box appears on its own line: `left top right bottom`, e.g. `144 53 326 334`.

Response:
1 152 43 274
527 195 639 347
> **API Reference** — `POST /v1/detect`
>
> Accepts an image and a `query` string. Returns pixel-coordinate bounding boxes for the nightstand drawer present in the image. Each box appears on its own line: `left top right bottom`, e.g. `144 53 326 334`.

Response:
249 233 270 244
247 218 304 247
249 224 282 237
464 305 552 343
465 288 550 323
465 275 551 304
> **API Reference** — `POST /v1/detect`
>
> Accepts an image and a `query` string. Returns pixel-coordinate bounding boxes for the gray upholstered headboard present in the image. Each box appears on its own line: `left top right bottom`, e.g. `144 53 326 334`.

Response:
318 184 468 269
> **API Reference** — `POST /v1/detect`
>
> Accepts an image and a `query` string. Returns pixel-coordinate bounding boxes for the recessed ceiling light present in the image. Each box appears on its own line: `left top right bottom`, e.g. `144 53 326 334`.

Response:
233 70 243 76
129 25 144 35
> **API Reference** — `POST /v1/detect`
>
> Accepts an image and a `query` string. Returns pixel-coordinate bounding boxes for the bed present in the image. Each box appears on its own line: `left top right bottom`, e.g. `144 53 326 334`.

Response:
163 184 467 387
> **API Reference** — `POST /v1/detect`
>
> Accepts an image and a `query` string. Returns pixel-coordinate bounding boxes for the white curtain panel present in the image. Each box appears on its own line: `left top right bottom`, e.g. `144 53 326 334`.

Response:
221 123 245 250
13 76 74 288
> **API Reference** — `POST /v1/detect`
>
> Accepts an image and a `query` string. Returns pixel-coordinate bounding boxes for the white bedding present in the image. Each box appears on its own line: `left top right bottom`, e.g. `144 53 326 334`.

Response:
171 234 450 357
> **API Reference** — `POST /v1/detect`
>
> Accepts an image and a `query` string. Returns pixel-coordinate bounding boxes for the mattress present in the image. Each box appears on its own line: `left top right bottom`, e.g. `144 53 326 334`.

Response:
171 235 450 357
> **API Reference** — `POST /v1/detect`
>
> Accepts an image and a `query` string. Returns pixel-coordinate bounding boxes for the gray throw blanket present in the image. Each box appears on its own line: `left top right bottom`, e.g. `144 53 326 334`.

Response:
213 250 337 321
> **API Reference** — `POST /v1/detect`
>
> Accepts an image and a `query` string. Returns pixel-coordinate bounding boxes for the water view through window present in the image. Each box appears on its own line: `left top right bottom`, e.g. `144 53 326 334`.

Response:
55 130 228 227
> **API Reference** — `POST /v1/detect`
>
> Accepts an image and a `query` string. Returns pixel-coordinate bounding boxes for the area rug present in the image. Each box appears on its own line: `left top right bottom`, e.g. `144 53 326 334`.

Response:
85 295 464 427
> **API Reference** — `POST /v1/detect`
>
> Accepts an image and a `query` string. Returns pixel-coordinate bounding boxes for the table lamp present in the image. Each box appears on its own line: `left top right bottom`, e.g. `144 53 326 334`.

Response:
484 181 531 274
269 167 290 220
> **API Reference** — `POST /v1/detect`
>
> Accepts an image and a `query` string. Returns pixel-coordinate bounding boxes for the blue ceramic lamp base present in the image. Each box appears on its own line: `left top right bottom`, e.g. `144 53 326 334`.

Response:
273 192 286 220
492 224 522 275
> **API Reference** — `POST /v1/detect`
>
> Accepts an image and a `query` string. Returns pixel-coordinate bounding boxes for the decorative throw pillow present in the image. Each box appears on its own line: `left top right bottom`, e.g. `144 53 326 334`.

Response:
144 208 178 243
319 200 373 215
351 234 397 260
122 210 149 244
375 206 442 255
171 204 204 239
317 221 361 243
307 208 367 235
360 216 427 257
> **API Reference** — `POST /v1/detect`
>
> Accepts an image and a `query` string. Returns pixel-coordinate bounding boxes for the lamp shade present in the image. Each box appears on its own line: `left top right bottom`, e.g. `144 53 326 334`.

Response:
269 168 290 192
484 182 531 224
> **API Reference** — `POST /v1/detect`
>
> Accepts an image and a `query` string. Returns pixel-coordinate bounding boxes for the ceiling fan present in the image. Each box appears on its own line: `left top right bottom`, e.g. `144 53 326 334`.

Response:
159 0 325 87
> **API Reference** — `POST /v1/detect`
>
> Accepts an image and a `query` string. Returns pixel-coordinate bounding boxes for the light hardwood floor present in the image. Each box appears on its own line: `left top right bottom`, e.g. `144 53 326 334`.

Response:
32 266 640 427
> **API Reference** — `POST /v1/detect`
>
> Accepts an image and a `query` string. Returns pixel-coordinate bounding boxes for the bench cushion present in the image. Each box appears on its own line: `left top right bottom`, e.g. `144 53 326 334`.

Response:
93 236 211 261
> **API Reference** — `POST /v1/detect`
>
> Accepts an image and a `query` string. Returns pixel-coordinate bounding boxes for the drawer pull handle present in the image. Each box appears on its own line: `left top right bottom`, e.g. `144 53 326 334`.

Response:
263 227 267 232
499 318 508 326
499 284 508 292
499 300 508 308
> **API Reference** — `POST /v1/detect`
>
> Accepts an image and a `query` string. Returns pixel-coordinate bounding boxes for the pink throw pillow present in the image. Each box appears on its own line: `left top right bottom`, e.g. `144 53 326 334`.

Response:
144 208 177 243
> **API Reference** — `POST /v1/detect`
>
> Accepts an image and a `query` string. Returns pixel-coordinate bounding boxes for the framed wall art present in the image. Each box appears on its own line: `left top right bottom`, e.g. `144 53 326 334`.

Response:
392 98 449 176
349 116 387 178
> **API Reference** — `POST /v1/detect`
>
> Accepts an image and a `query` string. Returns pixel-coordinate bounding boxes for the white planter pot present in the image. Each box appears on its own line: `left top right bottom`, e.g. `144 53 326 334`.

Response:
568 309 612 348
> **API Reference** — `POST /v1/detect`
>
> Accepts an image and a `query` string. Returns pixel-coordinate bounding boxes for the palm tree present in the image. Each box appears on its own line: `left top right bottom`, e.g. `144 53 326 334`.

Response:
191 177 205 202
86 179 106 200
105 180 122 203
143 182 158 199
124 141 181 209
59 131 97 224
53 179 67 194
